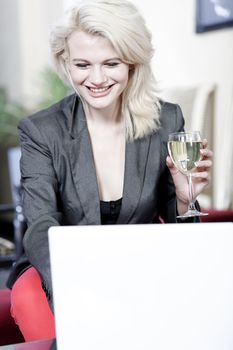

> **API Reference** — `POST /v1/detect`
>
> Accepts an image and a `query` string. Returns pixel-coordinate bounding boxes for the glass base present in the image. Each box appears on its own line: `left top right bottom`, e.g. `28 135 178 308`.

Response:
177 209 209 219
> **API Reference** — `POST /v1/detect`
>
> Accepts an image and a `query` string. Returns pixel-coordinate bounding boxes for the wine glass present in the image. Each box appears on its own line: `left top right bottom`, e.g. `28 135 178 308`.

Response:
167 131 208 218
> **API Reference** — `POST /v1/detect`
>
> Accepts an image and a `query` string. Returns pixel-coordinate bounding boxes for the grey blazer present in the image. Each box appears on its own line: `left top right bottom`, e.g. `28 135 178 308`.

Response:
18 94 186 305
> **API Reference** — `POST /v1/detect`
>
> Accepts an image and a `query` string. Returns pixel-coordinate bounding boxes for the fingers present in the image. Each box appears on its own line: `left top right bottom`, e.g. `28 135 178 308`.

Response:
195 156 212 183
200 148 213 159
166 156 180 175
196 159 212 172
166 156 173 168
193 144 212 185
202 138 208 148
196 159 212 167
197 140 213 172
192 171 210 181
195 139 213 178
201 139 213 160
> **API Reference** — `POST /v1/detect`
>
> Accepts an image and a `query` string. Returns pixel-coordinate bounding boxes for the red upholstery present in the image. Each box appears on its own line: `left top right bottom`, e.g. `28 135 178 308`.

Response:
0 289 24 345
201 209 233 222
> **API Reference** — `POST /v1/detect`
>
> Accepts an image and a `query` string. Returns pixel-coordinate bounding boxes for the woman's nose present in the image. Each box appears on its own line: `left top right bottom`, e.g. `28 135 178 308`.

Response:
89 65 107 85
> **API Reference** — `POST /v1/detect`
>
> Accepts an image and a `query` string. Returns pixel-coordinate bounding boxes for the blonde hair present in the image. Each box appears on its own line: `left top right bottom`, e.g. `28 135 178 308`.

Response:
50 0 160 141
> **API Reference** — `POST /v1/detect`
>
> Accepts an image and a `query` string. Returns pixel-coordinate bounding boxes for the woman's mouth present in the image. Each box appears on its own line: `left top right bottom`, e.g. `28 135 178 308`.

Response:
89 86 109 93
86 84 114 95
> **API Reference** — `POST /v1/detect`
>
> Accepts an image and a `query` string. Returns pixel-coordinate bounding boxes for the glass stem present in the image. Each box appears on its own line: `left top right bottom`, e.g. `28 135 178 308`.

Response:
188 174 196 211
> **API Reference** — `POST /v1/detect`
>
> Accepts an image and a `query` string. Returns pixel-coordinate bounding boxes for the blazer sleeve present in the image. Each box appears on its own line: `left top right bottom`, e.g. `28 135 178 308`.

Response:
18 117 62 309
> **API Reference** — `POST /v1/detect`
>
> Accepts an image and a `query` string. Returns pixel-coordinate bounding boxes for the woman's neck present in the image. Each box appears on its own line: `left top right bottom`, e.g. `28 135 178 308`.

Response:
84 102 122 126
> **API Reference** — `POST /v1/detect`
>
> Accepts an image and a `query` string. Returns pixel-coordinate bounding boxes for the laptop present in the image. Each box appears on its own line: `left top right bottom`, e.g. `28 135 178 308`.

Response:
48 222 233 350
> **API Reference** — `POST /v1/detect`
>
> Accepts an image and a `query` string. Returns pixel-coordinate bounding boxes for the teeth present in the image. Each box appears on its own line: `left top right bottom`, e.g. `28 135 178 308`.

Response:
89 86 109 93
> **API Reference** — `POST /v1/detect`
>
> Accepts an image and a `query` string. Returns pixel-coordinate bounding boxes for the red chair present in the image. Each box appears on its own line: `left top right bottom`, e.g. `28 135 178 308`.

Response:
201 209 233 222
0 288 24 345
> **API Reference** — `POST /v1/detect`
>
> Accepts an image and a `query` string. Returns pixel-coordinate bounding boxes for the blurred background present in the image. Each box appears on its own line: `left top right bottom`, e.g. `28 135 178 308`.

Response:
0 0 232 265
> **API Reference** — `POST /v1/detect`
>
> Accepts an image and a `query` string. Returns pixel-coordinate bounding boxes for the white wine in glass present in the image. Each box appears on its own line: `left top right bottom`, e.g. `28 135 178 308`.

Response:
168 131 208 218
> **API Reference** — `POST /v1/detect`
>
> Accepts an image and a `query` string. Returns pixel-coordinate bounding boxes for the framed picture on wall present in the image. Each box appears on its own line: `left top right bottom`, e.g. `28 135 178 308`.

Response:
196 0 233 33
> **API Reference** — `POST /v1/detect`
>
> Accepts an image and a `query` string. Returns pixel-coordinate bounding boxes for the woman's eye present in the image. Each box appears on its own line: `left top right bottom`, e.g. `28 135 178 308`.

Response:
75 64 89 69
105 62 120 67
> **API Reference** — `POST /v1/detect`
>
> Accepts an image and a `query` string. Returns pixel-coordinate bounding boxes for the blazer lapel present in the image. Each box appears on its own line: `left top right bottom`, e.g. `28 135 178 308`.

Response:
67 97 101 225
117 135 152 224
64 94 152 225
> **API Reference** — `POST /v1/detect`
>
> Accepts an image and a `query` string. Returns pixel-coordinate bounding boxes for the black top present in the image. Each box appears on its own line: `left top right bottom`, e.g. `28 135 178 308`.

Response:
100 198 122 225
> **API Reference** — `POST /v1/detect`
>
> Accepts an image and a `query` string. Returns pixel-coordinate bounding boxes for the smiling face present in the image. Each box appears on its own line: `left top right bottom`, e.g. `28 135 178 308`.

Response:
66 30 130 116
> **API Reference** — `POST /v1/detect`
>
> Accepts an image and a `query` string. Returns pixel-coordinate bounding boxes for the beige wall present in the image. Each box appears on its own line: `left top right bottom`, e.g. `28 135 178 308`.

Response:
19 0 63 107
134 0 233 209
0 0 63 204
0 1 21 101
0 0 63 106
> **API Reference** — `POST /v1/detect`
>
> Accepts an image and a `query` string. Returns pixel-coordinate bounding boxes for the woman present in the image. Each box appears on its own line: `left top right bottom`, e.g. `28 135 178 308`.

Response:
10 0 212 341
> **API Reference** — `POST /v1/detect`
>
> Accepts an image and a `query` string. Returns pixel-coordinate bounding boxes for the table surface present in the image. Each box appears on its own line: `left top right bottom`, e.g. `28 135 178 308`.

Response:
0 339 56 350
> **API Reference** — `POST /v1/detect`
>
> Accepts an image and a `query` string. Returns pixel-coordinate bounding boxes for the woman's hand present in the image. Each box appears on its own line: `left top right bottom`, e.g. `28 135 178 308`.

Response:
166 139 213 214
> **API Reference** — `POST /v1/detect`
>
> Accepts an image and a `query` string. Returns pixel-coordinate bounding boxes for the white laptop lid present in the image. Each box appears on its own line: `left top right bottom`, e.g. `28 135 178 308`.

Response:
49 223 233 350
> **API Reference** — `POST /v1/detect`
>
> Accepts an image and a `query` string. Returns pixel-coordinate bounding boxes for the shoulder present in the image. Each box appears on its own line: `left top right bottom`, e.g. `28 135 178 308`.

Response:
17 94 78 145
18 93 76 133
145 101 184 145
153 101 185 143
159 101 184 132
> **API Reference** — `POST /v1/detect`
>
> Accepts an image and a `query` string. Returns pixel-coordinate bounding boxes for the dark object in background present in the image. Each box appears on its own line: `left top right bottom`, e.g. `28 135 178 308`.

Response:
196 0 233 33
0 148 26 267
